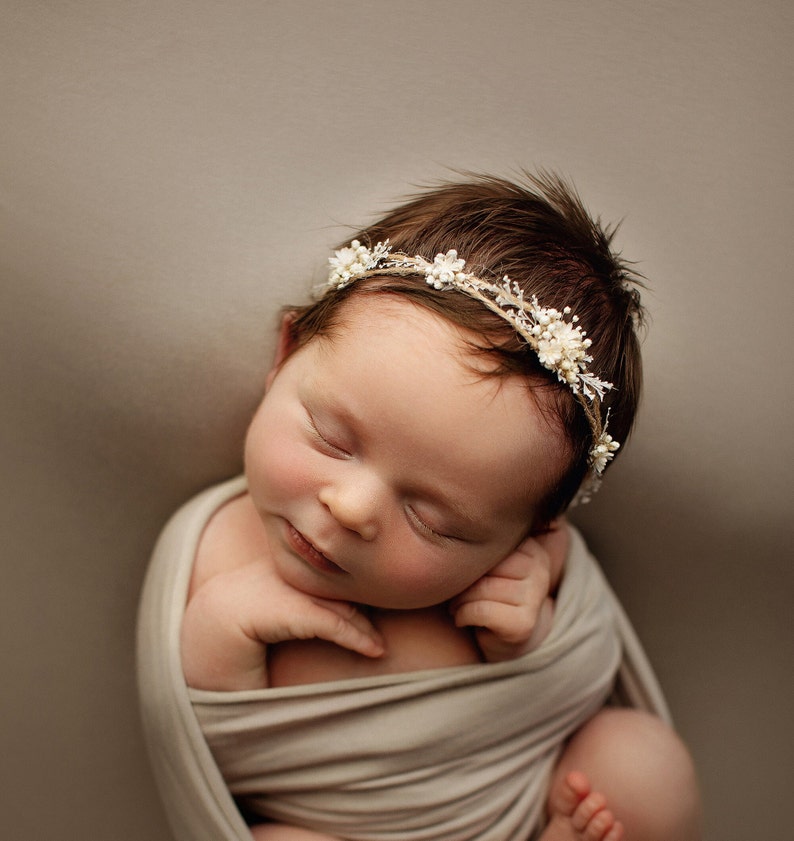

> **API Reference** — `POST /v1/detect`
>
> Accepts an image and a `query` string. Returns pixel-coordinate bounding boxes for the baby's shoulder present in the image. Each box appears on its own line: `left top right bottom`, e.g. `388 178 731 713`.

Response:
188 492 268 598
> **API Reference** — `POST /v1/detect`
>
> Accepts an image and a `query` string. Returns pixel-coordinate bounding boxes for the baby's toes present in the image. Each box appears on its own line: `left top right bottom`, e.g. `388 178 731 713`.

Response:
570 791 606 832
583 807 625 841
583 807 614 841
548 770 592 819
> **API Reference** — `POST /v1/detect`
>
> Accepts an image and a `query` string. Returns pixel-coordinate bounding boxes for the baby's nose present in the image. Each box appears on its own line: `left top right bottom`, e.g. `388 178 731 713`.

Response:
318 481 379 541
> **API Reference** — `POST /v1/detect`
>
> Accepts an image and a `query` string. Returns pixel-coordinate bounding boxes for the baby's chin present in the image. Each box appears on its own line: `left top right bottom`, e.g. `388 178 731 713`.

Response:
349 589 461 613
280 561 466 612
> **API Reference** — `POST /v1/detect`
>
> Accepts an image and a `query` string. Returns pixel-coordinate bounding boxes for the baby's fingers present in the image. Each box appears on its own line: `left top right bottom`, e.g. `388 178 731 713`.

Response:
305 599 385 658
450 553 549 616
452 599 536 644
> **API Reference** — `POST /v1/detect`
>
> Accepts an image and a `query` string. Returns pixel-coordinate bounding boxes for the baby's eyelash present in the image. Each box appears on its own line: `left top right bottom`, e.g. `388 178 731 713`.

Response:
307 414 350 458
407 506 457 545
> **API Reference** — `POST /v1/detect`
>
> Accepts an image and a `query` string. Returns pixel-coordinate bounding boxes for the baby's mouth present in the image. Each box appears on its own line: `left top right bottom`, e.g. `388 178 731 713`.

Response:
286 522 345 574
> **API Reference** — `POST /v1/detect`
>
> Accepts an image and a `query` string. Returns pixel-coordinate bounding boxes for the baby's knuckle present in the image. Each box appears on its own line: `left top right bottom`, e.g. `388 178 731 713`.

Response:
330 612 351 637
467 603 488 626
513 613 537 640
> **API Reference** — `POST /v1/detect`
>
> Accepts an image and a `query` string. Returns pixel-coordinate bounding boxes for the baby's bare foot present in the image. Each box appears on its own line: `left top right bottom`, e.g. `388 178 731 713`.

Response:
539 771 624 841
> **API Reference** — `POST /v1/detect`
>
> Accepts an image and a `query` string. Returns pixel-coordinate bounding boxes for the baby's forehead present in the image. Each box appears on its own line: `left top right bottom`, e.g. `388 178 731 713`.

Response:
332 290 439 330
328 291 492 365
331 291 556 396
307 295 570 481
315 295 468 380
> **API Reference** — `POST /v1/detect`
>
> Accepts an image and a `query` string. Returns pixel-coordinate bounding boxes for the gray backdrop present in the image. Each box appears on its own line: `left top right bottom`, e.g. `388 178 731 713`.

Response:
2 2 791 839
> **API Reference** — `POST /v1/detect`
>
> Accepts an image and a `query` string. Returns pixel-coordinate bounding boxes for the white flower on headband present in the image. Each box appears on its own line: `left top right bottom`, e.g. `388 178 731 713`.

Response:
328 240 391 287
427 250 467 289
489 279 612 401
573 424 621 505
324 239 621 496
590 430 620 475
530 306 590 382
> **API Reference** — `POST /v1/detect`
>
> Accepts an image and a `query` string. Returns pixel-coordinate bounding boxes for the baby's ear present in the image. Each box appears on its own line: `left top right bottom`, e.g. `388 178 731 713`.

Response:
266 311 298 389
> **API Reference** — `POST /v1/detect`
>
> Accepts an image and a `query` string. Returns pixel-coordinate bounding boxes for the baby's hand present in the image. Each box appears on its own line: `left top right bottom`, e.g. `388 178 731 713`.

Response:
449 522 568 663
181 561 384 690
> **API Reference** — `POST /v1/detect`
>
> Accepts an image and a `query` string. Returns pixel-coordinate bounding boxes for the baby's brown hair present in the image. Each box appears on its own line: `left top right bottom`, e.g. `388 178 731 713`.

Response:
286 171 645 527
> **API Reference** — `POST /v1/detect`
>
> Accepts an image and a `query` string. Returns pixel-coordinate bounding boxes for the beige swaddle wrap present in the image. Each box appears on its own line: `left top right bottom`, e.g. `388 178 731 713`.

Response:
137 477 670 841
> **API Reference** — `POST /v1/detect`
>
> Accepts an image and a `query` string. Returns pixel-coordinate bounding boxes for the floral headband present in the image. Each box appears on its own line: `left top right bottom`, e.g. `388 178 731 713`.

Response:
325 240 620 499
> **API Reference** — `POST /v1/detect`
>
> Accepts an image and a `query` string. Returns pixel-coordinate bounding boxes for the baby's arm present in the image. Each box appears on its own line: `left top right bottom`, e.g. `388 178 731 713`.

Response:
449 521 568 663
181 561 384 690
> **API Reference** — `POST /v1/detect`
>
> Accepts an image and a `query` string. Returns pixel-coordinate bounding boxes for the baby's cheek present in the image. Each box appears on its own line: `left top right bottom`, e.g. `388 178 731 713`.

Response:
384 553 482 608
255 440 306 496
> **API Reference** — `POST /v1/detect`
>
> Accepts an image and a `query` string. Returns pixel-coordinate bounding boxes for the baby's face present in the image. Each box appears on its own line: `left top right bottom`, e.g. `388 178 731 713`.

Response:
244 296 568 609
